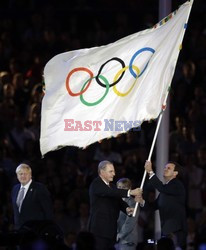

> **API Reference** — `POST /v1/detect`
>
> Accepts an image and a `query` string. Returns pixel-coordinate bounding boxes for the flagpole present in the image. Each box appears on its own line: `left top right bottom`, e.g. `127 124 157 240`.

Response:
132 91 169 217
132 0 194 219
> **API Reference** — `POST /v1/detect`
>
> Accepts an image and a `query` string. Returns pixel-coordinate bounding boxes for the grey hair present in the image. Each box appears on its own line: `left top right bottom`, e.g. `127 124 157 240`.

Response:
116 178 132 189
98 160 112 174
16 163 32 174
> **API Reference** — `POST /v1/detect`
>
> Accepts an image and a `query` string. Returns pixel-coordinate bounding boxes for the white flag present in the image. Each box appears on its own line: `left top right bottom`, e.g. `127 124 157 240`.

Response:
40 0 193 156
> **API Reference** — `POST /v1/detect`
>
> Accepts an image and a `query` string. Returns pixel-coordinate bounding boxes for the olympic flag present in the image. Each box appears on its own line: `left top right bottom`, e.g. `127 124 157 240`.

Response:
40 0 193 156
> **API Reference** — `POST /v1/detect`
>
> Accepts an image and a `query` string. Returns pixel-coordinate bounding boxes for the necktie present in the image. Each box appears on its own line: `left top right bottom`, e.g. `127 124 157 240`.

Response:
16 187 25 212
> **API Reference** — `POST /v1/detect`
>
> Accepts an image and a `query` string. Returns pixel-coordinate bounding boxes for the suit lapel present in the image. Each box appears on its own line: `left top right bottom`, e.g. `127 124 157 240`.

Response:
14 185 20 201
14 185 21 212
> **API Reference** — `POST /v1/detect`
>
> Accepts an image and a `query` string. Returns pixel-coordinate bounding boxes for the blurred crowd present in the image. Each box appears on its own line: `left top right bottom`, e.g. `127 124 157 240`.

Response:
0 0 206 249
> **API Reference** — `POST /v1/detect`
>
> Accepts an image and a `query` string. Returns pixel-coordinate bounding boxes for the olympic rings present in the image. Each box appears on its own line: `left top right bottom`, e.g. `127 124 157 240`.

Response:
65 47 155 106
80 75 110 106
113 65 140 97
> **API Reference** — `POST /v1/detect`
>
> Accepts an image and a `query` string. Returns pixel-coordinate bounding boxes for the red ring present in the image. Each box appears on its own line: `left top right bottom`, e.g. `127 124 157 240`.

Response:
65 67 94 96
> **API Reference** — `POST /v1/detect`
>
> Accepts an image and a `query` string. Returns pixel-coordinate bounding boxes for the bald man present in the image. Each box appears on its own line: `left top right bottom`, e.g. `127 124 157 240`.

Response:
88 160 142 250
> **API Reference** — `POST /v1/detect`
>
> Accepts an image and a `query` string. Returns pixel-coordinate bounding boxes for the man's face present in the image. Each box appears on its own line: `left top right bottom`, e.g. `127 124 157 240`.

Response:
100 164 115 183
163 163 177 179
17 168 32 185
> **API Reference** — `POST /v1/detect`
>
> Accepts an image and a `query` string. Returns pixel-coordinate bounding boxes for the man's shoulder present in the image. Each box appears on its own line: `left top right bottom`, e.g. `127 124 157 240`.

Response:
91 176 101 183
13 183 20 188
12 183 20 192
30 181 48 190
170 178 183 185
89 176 110 194
171 178 185 189
90 176 102 187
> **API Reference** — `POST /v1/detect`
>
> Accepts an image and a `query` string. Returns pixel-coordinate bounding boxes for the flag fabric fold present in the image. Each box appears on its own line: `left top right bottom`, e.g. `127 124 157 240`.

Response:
40 0 193 156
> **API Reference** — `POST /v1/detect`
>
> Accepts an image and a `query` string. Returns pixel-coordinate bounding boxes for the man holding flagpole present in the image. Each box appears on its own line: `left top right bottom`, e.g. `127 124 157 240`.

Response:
88 160 142 250
144 160 187 249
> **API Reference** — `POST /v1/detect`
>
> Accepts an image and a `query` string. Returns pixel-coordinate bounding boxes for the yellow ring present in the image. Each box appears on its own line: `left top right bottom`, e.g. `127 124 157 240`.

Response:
113 65 140 97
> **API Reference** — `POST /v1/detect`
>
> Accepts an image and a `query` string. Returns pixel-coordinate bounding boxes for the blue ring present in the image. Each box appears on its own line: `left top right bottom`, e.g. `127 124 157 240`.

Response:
129 47 155 78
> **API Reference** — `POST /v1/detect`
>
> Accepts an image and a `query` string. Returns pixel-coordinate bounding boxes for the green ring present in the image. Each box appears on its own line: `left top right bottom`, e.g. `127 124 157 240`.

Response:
80 75 110 106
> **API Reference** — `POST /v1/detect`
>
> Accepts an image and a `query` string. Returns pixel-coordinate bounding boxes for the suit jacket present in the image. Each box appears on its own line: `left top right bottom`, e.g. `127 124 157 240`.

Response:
117 197 139 245
88 177 129 240
149 175 187 235
11 181 53 229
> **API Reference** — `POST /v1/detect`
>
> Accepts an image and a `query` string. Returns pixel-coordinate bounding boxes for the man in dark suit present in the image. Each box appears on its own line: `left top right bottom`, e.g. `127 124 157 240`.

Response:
11 163 53 230
144 160 187 249
88 160 142 250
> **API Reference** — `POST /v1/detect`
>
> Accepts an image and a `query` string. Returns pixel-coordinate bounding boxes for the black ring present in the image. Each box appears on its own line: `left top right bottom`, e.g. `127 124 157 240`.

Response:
96 57 126 88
